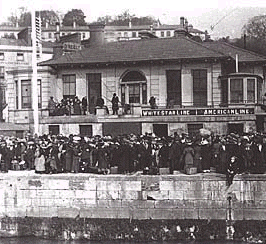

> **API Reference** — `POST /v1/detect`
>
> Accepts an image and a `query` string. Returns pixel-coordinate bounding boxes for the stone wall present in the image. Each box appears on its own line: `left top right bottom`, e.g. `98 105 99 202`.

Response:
0 171 266 240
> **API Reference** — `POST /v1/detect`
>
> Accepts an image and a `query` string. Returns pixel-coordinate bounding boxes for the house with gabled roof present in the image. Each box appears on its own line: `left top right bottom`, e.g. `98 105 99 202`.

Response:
13 23 266 137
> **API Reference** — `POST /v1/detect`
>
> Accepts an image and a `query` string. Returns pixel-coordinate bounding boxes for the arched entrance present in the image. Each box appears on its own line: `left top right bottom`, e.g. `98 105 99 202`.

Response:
120 70 147 105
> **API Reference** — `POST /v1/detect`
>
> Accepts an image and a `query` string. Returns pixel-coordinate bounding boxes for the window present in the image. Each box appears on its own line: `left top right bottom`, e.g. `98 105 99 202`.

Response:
132 32 137 37
62 74 76 98
124 32 128 37
21 79 42 108
15 80 18 109
230 78 243 103
247 78 255 103
48 32 52 38
82 33 86 39
166 31 171 37
129 84 140 103
222 75 261 105
0 53 4 60
0 67 4 79
21 80 31 108
192 69 207 106
161 31 165 37
17 53 24 61
166 70 181 106
121 70 147 105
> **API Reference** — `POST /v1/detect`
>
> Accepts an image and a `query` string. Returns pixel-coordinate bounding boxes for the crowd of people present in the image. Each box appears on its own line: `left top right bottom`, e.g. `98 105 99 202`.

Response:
48 96 88 116
0 131 265 184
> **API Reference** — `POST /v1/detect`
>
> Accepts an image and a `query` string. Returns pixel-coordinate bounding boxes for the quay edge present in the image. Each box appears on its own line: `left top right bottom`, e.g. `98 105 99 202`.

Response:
0 171 265 241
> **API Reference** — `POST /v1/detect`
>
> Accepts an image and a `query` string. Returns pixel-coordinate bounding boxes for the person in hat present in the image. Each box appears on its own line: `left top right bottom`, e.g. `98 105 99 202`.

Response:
81 96 88 115
72 137 82 173
227 156 240 186
34 147 46 174
48 96 57 116
180 139 195 173
111 93 119 115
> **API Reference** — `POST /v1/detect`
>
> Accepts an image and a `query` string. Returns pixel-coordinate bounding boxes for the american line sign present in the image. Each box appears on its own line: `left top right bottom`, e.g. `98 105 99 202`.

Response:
142 108 255 116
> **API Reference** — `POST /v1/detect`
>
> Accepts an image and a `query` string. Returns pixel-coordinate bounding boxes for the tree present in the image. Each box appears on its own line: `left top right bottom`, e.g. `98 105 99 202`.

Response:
231 15 266 56
96 10 157 26
244 15 266 41
7 7 31 27
40 10 59 27
62 9 86 26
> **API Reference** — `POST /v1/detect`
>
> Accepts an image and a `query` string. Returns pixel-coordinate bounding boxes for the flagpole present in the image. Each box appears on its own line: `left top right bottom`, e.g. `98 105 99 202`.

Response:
31 8 39 136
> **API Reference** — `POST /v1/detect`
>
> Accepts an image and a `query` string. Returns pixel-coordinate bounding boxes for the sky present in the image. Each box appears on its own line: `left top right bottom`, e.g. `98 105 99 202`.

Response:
1 0 266 38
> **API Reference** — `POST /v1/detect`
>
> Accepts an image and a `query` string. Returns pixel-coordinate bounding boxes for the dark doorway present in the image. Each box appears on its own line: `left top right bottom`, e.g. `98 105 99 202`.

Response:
103 122 141 137
87 73 102 114
153 124 168 138
16 130 24 138
228 123 244 135
188 123 203 137
256 116 265 133
79 125 92 137
166 70 181 107
49 125 60 135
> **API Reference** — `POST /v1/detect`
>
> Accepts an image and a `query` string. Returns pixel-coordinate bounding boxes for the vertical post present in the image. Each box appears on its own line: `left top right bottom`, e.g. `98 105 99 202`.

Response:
31 8 39 136
235 54 239 73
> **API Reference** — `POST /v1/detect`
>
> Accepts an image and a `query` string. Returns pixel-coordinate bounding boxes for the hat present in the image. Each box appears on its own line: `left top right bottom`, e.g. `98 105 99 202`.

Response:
73 136 81 141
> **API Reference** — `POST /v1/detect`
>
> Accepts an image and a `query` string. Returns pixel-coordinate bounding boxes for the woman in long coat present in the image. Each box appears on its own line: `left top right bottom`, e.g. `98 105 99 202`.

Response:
181 141 195 172
64 142 74 172
34 148 45 174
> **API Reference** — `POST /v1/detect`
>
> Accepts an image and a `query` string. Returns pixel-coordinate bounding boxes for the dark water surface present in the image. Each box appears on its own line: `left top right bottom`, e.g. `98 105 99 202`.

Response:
0 237 251 244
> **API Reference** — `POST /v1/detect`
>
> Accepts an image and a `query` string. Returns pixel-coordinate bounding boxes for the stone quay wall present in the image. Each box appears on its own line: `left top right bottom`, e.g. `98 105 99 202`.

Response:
0 171 266 240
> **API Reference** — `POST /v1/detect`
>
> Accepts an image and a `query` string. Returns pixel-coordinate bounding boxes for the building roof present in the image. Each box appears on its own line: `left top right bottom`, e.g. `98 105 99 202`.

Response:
39 36 228 67
203 41 266 63
0 38 28 46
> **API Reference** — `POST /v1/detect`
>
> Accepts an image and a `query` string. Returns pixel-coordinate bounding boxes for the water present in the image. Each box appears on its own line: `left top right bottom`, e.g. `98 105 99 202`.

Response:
0 237 251 244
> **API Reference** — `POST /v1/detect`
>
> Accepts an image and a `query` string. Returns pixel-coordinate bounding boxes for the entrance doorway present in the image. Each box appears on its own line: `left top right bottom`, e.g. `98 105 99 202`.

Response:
256 116 265 133
228 123 244 135
49 125 60 135
87 73 102 114
153 124 168 138
79 125 92 137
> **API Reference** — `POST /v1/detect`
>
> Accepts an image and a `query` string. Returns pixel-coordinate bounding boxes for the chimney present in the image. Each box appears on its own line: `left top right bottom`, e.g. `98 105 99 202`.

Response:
88 23 105 46
129 19 132 28
73 19 76 29
185 18 188 29
204 30 211 41
243 32 247 49
150 25 153 33
188 24 193 32
46 21 49 28
55 22 60 42
175 17 188 37
180 17 185 27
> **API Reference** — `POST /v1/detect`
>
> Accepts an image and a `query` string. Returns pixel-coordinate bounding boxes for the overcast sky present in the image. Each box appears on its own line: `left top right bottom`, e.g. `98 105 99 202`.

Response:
1 0 266 38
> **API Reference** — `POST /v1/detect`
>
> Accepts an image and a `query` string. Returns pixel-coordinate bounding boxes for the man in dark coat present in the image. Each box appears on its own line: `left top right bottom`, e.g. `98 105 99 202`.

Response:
81 96 88 115
169 138 183 172
111 93 119 115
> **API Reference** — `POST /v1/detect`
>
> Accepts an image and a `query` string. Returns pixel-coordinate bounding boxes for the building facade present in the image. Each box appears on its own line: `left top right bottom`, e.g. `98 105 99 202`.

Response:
1 28 55 135
33 24 266 137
